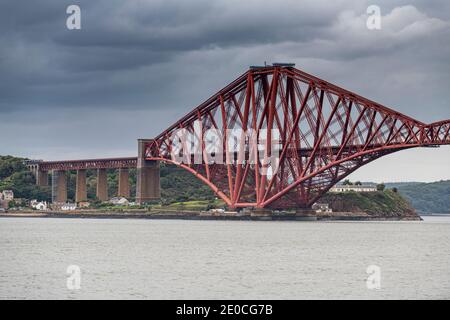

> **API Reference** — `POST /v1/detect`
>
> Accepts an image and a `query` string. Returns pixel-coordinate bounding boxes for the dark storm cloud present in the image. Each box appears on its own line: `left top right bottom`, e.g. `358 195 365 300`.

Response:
0 0 449 181
0 0 352 112
2 0 448 114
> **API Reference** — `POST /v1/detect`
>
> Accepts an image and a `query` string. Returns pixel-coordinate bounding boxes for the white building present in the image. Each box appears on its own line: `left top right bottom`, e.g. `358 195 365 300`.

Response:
109 197 129 206
61 203 77 211
1 190 14 201
31 200 48 211
36 202 48 211
0 190 14 209
312 203 333 213
209 208 225 214
330 185 377 193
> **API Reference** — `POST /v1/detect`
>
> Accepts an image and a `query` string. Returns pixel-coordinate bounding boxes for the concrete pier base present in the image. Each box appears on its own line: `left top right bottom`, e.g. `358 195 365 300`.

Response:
36 170 49 187
75 170 87 203
118 168 130 198
96 169 108 202
294 208 317 221
250 208 273 220
52 170 67 203
136 139 160 205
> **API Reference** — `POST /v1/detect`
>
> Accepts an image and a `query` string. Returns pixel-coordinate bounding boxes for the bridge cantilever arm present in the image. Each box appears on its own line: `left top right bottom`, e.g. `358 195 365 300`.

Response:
428 119 450 127
421 119 450 145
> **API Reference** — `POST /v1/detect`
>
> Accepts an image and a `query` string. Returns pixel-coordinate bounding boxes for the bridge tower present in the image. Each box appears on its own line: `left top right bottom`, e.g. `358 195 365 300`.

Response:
136 139 160 204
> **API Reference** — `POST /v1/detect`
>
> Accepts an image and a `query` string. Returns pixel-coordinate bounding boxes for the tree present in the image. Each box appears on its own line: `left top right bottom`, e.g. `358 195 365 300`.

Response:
343 179 353 186
355 181 362 186
377 183 386 191
0 156 51 202
0 156 28 180
8 200 17 209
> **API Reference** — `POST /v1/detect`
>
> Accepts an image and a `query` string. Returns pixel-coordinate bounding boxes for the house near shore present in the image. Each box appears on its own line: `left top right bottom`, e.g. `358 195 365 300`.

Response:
209 208 225 215
312 203 332 213
61 203 77 211
0 190 14 209
1 190 14 201
329 185 377 193
109 197 129 206
30 200 48 211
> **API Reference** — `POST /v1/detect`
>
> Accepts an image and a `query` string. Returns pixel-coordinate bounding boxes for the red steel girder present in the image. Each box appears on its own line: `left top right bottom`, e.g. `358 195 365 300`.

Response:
38 157 137 171
146 66 450 209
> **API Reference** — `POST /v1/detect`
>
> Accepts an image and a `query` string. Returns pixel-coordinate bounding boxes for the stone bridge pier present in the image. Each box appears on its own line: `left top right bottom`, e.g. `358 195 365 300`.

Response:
96 168 108 202
36 170 49 187
118 168 130 198
49 168 135 204
136 139 160 205
27 142 161 205
52 170 67 203
25 161 49 187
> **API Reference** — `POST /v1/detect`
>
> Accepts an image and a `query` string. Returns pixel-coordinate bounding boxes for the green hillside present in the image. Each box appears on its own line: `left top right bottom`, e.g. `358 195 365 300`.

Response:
321 189 416 217
0 155 50 201
386 181 450 214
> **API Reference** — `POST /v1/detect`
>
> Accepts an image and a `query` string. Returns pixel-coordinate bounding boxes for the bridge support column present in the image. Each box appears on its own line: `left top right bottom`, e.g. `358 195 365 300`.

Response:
118 168 130 198
75 169 87 203
52 170 67 203
136 139 160 205
29 165 37 181
96 169 108 202
36 170 49 187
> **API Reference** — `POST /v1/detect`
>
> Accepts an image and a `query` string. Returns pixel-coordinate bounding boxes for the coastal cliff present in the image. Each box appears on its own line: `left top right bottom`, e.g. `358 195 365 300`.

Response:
320 189 420 220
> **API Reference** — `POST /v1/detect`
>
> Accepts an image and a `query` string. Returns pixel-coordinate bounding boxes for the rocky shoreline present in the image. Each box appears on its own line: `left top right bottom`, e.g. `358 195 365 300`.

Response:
0 210 422 221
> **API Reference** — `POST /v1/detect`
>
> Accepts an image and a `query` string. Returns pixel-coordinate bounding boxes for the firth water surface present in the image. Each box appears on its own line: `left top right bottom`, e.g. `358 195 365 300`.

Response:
0 216 449 299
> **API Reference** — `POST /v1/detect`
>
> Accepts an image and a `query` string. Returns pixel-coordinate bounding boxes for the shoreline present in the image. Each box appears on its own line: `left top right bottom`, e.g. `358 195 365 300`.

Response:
0 210 422 221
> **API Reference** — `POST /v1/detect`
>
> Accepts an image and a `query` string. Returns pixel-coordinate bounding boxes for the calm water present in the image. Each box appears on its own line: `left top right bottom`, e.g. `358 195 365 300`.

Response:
0 216 449 300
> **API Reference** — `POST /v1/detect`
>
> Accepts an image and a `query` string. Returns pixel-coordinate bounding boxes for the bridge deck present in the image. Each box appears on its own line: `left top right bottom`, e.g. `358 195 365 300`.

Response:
37 157 137 171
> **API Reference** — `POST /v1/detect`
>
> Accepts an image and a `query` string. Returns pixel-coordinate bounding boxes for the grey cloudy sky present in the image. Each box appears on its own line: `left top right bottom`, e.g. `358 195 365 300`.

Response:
0 0 449 182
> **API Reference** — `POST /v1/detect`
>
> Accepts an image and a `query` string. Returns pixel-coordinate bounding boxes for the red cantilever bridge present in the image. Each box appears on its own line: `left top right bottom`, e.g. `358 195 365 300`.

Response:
29 64 450 209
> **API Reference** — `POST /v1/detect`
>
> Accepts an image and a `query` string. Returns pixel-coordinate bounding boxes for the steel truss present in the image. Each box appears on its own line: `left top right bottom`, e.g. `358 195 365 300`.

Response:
146 66 450 209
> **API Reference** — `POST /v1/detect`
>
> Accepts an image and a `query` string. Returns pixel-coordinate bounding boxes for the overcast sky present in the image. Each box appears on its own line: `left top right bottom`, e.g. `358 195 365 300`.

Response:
0 0 449 182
